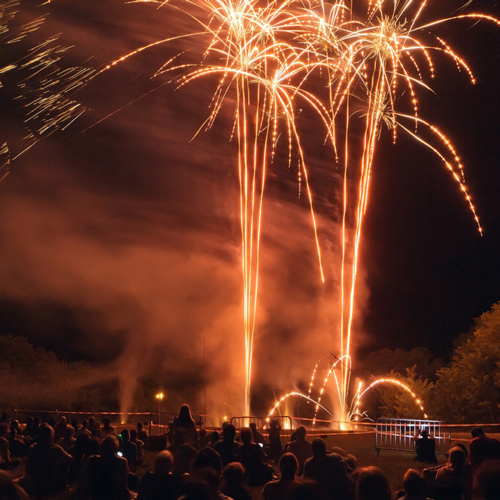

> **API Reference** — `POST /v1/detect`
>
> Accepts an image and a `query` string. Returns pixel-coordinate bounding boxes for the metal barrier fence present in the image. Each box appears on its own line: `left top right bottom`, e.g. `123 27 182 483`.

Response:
375 418 451 456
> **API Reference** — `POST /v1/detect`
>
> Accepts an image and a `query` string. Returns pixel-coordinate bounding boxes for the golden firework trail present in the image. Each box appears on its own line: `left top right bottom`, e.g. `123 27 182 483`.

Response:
0 0 95 178
305 0 499 422
95 0 498 418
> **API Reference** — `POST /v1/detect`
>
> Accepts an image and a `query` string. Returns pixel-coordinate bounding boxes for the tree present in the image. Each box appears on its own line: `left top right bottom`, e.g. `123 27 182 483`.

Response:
433 301 500 423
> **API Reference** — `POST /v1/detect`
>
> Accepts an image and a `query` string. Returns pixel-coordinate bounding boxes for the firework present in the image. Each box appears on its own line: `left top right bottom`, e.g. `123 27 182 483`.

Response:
94 0 498 418
0 0 95 177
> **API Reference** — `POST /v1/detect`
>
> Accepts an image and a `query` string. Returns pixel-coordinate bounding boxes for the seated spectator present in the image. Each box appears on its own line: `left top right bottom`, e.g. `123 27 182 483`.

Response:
172 444 197 478
207 431 220 448
435 446 472 500
355 466 391 500
287 426 313 475
0 470 30 500
303 439 351 500
469 427 500 474
189 464 231 500
249 423 264 445
88 417 102 439
415 429 437 464
25 424 73 499
77 419 91 438
120 429 138 472
130 429 145 464
54 417 68 443
237 427 272 486
137 422 149 448
214 424 241 467
398 469 431 500
476 459 500 500
23 417 36 441
101 418 117 437
138 450 180 500
262 452 300 500
58 425 76 454
0 424 11 468
221 462 253 500
76 434 130 500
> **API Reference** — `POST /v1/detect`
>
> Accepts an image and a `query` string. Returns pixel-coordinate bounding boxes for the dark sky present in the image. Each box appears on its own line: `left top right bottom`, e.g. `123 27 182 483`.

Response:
0 0 499 413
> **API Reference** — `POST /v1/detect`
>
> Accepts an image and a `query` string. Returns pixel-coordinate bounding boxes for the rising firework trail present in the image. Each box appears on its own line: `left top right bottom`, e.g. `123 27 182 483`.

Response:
305 0 499 421
94 0 498 417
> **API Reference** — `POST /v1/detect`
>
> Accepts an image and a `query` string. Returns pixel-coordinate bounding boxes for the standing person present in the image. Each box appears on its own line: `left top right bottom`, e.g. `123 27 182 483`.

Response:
262 452 300 500
173 405 197 449
267 420 282 462
287 426 313 475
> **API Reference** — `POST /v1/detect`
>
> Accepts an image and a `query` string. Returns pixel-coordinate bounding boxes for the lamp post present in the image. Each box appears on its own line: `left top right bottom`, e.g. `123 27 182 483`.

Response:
155 392 164 429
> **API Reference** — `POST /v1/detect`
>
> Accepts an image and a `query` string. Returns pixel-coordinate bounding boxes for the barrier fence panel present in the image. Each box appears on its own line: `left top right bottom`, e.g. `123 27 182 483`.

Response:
375 418 451 456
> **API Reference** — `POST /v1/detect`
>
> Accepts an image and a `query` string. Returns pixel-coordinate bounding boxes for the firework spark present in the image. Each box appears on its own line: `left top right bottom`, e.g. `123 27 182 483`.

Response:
92 0 498 417
0 0 95 177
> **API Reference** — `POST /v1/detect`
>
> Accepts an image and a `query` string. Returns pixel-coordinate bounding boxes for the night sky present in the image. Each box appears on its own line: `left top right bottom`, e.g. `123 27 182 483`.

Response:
0 0 499 412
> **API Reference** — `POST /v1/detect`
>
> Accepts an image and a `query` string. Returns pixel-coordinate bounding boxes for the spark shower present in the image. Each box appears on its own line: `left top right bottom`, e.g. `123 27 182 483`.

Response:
99 0 498 419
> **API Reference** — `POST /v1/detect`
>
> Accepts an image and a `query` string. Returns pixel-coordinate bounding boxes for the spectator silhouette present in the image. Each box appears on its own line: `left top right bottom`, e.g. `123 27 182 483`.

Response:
434 446 472 500
221 462 253 500
355 466 391 500
287 426 313 475
469 427 500 473
25 424 72 498
173 405 197 449
267 419 282 462
476 459 500 500
249 423 264 445
398 469 431 500
0 470 30 500
137 422 149 448
262 452 300 500
119 429 138 473
214 424 241 467
0 424 11 468
303 439 351 500
101 418 117 437
77 434 130 500
58 425 76 454
130 429 145 464
415 429 437 464
237 427 272 486
54 417 67 443
138 450 180 500
172 444 197 478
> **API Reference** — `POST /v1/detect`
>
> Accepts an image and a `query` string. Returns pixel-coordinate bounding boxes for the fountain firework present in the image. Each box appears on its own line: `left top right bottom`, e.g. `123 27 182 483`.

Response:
96 0 498 418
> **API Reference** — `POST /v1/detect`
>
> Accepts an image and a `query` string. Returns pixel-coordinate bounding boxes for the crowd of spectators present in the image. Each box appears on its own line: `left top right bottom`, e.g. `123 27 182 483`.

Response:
0 408 499 500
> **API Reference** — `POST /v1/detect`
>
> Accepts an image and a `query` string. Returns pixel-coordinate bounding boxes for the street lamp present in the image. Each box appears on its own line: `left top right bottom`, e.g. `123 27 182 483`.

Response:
155 392 164 428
